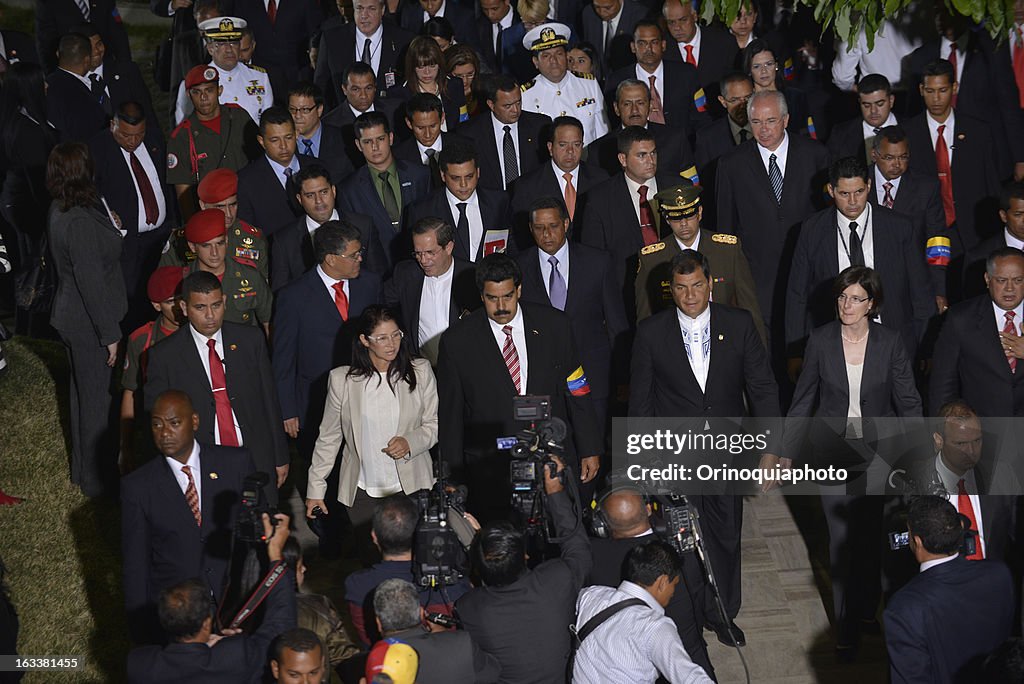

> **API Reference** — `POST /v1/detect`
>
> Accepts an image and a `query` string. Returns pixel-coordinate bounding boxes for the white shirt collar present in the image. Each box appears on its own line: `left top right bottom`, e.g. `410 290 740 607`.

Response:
1005 227 1024 251
552 160 578 184
992 298 1024 332
359 22 384 43
920 553 958 573
677 301 711 330
60 67 93 90
306 209 339 234
680 25 702 49
861 112 897 137
445 188 478 209
757 130 790 161
497 6 514 28
538 238 569 272
926 110 956 139
623 173 658 199
417 136 443 160
635 60 664 82
491 113 518 136
88 62 105 80
267 155 300 181
164 439 201 479
617 580 664 614
874 166 902 196
488 305 524 335
189 322 223 348
934 451 976 495
675 230 701 252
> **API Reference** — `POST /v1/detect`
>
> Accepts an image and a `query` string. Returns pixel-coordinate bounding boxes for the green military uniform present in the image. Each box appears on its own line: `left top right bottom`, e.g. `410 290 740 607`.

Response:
184 261 273 327
159 218 269 280
166 103 259 187
122 319 177 392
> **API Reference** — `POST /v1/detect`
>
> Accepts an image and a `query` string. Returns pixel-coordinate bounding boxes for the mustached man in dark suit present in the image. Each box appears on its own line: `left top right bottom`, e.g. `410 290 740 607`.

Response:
121 390 257 643
630 249 780 647
45 33 108 144
884 496 1013 684
287 82 356 188
383 216 480 366
144 271 290 504
437 253 603 521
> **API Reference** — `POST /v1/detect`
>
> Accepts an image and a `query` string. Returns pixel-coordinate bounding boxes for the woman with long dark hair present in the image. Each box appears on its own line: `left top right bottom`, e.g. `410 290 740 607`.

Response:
742 38 810 137
305 306 437 540
388 36 468 135
46 142 127 497
0 61 59 336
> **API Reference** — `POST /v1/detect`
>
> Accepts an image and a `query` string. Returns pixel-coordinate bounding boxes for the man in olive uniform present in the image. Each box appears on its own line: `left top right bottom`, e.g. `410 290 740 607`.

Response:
182 208 273 335
636 184 764 342
159 168 269 281
166 64 260 218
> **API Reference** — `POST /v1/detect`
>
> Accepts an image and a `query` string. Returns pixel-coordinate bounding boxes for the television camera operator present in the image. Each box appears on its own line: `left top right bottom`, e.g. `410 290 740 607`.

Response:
456 454 591 684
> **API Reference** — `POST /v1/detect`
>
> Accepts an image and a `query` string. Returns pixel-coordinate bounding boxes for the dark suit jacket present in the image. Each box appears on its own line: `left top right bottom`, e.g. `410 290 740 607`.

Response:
387 79 468 143
45 68 108 143
580 0 650 76
101 58 160 131
35 0 131 73
663 24 737 93
456 110 551 191
233 0 321 90
929 294 1024 417
382 257 479 352
475 9 521 72
604 60 708 134
387 627 500 684
1 29 38 65
315 22 414 110
393 131 468 189
904 112 1000 252
270 211 386 290
509 161 608 238
962 232 1006 299
399 1 477 46
586 122 696 178
406 187 515 262
785 207 934 357
126 567 296 684
321 97 402 170
143 322 290 499
693 116 740 225
120 443 256 627
826 117 870 164
883 557 1013 684
272 266 381 428
299 122 356 185
516 243 627 405
337 160 432 267
715 135 830 330
236 154 310 237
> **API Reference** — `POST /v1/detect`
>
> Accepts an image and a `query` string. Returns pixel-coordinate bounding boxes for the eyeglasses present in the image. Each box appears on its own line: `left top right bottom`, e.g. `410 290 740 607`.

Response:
412 246 444 259
367 330 404 344
875 154 910 163
336 248 365 261
837 294 872 305
288 105 318 115
751 60 777 71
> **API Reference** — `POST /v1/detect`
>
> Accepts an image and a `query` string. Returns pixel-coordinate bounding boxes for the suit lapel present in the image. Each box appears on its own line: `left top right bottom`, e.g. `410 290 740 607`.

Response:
976 298 1014 379
521 307 549 394
564 243 583 311
521 248 548 305
745 143 779 205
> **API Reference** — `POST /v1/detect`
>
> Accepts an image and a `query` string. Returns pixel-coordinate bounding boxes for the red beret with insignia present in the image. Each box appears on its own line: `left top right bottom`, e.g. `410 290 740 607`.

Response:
197 168 238 203
185 208 227 243
147 266 184 302
185 65 219 90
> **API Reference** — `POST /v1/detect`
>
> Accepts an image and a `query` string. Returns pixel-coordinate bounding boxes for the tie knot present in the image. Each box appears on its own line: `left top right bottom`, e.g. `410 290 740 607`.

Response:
769 152 777 162
206 338 216 350
182 465 192 476
957 478 967 494
333 280 344 293
302 139 313 150
548 255 559 268
873 127 881 134
1007 311 1016 321
503 125 511 133
849 221 858 232
563 171 573 182
425 148 436 158
884 181 893 190
950 41 958 51
284 167 294 178
937 124 945 136
502 324 513 336
649 74 656 84
379 170 390 182
638 184 648 200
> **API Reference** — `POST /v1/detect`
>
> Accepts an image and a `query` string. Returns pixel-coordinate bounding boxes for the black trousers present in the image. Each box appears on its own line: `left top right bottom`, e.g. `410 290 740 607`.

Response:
691 493 744 622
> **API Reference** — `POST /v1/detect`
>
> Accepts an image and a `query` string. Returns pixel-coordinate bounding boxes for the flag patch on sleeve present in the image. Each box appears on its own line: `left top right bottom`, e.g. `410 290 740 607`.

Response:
566 366 590 396
926 237 952 266
693 88 707 112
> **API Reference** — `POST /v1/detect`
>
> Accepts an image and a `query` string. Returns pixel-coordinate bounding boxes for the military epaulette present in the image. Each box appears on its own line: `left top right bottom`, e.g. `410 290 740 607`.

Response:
247 63 267 73
238 220 264 238
169 119 192 139
640 242 666 255
128 320 156 342
571 70 595 80
520 80 536 91
711 233 737 245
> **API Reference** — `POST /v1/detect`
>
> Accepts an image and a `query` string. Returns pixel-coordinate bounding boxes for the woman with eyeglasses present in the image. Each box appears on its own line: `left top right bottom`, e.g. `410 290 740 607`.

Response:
776 266 921 660
305 305 437 548
388 36 468 138
741 38 810 137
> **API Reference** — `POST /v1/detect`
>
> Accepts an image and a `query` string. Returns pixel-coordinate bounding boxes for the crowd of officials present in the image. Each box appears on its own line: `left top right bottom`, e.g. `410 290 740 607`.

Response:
5 0 1024 680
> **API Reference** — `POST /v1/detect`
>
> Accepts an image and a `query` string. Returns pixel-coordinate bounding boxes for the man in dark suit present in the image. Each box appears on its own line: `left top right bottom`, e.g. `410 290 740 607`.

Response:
320 62 401 171
964 181 1024 298
78 23 158 129
35 0 131 73
581 0 649 77
89 101 178 331
827 73 897 165
630 249 780 646
661 0 737 100
383 216 479 365
0 20 38 67
272 164 387 290
930 247 1024 417
337 111 432 269
437 253 603 520
476 0 520 72
694 72 752 225
287 82 355 187
511 115 608 237
406 139 515 262
786 156 935 359
400 0 477 47
144 271 290 503
456 74 551 191
393 93 468 190
232 0 321 94
884 496 1013 684
121 389 256 643
315 0 413 110
45 33 108 143
715 89 829 354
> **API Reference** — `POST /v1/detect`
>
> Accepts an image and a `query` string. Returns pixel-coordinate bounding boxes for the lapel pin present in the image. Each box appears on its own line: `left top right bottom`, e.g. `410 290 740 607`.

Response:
531 329 539 335
718 334 724 341
229 344 237 351
209 472 218 480
957 134 965 140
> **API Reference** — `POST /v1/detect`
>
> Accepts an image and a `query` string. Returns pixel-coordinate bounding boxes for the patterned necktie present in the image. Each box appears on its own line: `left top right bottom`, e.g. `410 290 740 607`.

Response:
957 479 984 560
284 166 294 187
74 0 90 20
1004 310 1017 373
768 152 783 204
1014 27 1024 108
502 125 519 185
684 44 696 66
333 281 349 321
948 42 959 107
379 171 401 227
648 75 665 124
182 465 202 527
882 181 895 209
301 139 314 156
935 124 955 227
548 255 567 310
848 221 865 266
502 324 521 393
638 184 659 245
206 339 239 447
267 0 277 24
362 38 372 65
129 151 160 226
563 172 577 220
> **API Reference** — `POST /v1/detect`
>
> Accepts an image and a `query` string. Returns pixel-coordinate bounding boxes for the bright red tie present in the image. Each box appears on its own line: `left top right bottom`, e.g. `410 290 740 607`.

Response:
1014 28 1024 108
1004 310 1017 373
684 44 696 67
502 325 521 394
267 0 277 24
332 281 349 321
935 124 955 227
957 479 984 560
948 42 958 108
638 185 659 245
182 465 202 527
206 339 239 447
129 151 160 226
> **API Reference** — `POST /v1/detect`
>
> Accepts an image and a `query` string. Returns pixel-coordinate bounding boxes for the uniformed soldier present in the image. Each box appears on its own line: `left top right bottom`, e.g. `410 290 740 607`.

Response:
181 208 273 333
166 64 260 215
521 23 609 144
173 17 273 126
637 183 764 342
160 168 269 280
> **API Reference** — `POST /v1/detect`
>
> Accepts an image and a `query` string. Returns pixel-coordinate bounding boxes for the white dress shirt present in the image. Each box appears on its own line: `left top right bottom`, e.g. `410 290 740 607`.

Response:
1005 227 1024 251
635 61 665 99
355 24 385 76
446 189 484 260
675 230 701 253
306 209 340 236
87 62 110 98
422 0 446 21
166 440 203 513
539 239 570 300
836 204 875 271
920 552 959 573
862 112 897 139
831 20 921 91
926 110 956 165
267 154 301 189
935 453 986 558
939 36 966 86
418 258 455 365
678 304 711 392
488 307 528 394
991 299 1024 334
350 103 376 119
120 144 168 232
493 6 515 50
874 167 902 206
490 114 521 189
317 264 349 303
676 25 703 65
624 174 659 226
603 3 624 54
357 372 404 496
756 131 790 177
417 136 443 165
188 324 244 445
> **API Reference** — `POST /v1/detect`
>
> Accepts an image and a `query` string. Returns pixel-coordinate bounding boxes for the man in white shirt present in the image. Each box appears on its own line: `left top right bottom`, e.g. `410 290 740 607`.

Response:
831 18 922 91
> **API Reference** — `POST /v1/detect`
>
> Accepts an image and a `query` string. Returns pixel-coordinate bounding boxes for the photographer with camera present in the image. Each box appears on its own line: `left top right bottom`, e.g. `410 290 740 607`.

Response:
127 512 298 683
883 496 1013 684
457 454 590 683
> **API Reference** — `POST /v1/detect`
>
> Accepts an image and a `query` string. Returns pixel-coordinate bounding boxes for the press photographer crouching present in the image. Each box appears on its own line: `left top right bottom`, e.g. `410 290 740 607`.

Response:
457 454 591 684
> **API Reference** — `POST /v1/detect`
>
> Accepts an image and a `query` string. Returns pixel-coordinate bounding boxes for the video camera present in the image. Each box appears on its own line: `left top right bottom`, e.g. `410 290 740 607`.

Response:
235 472 276 543
888 512 978 557
507 396 567 519
651 494 698 556
412 463 473 588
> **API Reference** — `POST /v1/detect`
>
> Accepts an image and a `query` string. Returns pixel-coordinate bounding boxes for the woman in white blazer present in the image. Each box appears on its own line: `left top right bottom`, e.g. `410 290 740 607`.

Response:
305 306 438 531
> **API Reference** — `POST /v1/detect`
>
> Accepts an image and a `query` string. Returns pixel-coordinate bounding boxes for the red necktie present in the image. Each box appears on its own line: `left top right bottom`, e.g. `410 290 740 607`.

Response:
1014 28 1024 108
206 338 239 447
129 151 160 226
948 42 958 108
935 124 955 227
882 181 895 209
638 185 659 245
957 479 984 560
684 44 696 67
648 75 665 124
182 465 202 527
333 281 349 321
267 0 277 24
563 172 576 220
1004 310 1017 373
502 325 521 394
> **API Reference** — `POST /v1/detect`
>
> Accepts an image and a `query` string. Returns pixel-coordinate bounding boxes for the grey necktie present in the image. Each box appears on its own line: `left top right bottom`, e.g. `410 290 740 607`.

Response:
548 255 567 310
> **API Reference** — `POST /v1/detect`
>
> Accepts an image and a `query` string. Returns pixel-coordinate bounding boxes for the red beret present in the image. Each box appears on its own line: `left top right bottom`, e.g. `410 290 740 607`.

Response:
185 65 219 90
185 208 227 244
197 168 238 203
147 266 184 302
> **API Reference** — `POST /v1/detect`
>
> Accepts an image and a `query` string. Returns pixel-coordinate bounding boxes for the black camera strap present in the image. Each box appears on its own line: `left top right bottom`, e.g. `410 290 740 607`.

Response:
572 598 647 644
227 560 288 629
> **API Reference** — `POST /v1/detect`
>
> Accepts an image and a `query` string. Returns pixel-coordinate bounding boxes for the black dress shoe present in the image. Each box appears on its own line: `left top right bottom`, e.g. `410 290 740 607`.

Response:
708 620 746 647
